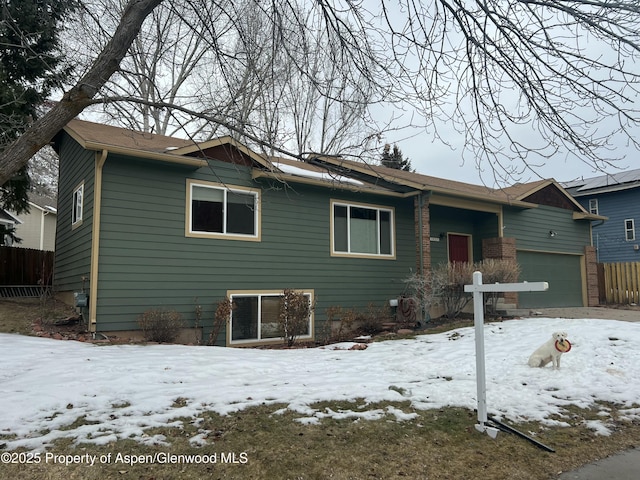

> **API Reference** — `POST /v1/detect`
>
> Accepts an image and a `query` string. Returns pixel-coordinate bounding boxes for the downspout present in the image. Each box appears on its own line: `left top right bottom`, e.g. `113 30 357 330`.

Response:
89 149 108 334
591 220 605 263
39 210 47 250
418 193 424 276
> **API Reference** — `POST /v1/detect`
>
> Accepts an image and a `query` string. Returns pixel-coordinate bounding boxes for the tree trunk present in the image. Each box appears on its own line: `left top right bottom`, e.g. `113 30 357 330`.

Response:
0 0 164 186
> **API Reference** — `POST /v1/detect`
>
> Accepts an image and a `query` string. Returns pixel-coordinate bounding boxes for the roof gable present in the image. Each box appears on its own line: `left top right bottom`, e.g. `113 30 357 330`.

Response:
60 119 268 169
518 183 580 211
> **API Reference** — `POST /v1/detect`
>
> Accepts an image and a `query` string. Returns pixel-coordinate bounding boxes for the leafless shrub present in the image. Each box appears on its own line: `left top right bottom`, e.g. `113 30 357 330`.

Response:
279 289 313 347
432 262 475 319
325 306 360 342
137 308 184 343
402 271 436 326
477 259 521 315
359 303 392 334
209 297 232 346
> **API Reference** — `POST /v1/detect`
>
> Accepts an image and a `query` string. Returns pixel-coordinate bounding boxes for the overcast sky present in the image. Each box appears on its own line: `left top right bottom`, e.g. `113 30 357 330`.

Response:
395 134 633 187
382 110 639 188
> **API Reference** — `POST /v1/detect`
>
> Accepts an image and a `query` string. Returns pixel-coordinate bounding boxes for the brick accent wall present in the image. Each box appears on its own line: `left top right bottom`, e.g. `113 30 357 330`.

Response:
482 237 517 262
414 195 431 275
584 245 599 306
482 237 518 304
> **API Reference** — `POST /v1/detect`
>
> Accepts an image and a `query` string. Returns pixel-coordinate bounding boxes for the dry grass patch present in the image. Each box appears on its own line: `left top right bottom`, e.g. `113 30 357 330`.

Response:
0 297 74 335
1 402 639 480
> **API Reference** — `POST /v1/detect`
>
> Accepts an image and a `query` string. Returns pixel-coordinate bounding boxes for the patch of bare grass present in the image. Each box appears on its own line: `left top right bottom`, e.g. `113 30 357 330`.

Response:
0 297 80 338
1 402 639 480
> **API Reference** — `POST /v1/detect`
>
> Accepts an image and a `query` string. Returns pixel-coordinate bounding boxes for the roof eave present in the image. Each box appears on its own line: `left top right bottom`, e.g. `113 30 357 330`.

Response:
573 212 608 221
62 126 208 168
309 156 541 207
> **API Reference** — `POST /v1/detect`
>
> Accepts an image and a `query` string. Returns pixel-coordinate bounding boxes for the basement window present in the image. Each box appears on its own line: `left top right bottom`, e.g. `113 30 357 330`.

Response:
228 291 313 345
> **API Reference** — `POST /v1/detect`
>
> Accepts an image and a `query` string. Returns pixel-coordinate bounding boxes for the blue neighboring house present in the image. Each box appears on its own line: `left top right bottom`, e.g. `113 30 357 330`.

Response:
564 169 640 263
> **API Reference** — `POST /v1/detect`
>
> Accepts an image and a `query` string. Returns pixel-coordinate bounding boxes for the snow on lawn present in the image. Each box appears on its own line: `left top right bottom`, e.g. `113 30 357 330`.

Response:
1 317 639 451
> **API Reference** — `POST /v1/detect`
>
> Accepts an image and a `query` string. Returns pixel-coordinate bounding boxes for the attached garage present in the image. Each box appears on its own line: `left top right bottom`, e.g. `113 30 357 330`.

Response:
516 251 584 308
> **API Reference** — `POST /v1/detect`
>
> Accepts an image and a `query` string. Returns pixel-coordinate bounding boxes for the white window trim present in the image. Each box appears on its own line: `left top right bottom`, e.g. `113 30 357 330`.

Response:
72 182 84 229
624 218 635 241
330 199 396 259
588 198 598 215
227 290 314 346
186 179 261 241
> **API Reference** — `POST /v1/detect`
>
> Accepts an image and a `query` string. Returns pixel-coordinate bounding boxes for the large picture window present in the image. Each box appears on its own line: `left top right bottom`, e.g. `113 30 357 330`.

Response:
331 200 394 257
187 180 260 240
229 291 313 344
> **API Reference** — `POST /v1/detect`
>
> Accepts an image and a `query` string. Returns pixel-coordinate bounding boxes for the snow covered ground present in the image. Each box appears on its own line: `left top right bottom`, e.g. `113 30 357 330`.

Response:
1 317 639 451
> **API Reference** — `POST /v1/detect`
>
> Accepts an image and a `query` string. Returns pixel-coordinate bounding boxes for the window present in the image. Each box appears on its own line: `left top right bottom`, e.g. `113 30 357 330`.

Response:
331 200 394 257
625 219 635 241
72 183 84 227
187 180 260 240
229 291 313 344
589 198 598 215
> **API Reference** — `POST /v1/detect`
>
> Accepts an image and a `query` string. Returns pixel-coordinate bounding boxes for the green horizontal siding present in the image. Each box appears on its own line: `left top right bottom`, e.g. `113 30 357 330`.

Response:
53 136 95 293
504 205 588 308
503 205 590 254
94 155 416 338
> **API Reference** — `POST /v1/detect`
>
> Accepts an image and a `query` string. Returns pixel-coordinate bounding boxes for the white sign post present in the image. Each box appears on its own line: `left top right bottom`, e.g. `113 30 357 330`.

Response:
464 271 548 438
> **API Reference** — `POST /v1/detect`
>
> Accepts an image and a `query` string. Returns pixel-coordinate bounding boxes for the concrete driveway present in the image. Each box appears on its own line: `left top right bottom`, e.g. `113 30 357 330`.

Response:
508 306 640 322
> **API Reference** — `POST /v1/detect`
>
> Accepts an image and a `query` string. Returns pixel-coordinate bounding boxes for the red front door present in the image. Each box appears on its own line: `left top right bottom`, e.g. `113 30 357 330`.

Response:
448 234 470 263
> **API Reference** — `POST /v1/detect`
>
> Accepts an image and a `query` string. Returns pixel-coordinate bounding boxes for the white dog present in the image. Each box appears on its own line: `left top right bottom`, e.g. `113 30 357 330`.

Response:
528 331 570 370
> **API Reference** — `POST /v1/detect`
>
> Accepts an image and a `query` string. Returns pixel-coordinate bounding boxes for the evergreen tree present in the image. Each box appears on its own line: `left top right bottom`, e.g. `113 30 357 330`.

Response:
380 143 412 172
0 0 76 213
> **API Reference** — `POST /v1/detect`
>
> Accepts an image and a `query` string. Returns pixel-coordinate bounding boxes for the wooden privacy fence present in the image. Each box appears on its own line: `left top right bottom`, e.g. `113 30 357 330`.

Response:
0 246 54 287
600 262 640 305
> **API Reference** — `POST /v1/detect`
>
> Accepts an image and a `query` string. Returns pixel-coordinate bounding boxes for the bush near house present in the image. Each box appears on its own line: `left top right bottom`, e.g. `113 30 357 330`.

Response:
480 259 521 314
432 262 476 319
137 308 184 343
209 296 232 346
432 260 521 319
279 289 314 347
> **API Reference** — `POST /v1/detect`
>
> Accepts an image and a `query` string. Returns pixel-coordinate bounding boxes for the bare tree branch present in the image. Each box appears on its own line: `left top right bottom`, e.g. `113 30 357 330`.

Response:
0 0 163 185
1 0 639 186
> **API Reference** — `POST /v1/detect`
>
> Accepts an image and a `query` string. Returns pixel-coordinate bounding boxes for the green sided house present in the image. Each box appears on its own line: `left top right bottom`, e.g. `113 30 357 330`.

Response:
52 119 603 345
